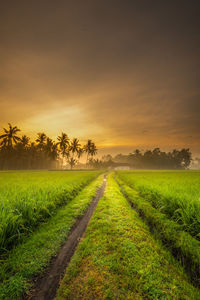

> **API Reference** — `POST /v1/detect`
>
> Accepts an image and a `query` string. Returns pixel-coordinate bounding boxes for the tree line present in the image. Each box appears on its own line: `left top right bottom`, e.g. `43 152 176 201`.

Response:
89 148 192 169
0 123 97 170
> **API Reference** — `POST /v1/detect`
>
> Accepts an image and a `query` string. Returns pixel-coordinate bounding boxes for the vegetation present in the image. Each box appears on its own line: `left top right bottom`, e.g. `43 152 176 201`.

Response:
0 174 104 299
116 171 200 238
0 170 101 253
89 148 192 169
56 175 199 299
115 171 200 285
0 168 200 298
0 123 98 170
116 177 200 285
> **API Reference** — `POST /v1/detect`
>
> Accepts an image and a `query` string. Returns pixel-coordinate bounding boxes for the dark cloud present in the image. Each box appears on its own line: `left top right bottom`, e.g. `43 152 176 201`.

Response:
0 0 200 155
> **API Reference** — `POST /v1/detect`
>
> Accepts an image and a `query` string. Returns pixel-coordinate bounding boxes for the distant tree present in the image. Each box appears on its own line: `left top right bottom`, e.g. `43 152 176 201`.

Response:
111 148 192 170
77 148 84 159
84 140 98 167
90 142 97 158
0 123 21 148
45 138 54 155
0 125 98 170
36 133 47 150
68 138 81 169
20 135 30 148
84 139 93 164
102 154 113 162
68 157 77 170
114 153 125 163
57 133 70 167
70 138 80 158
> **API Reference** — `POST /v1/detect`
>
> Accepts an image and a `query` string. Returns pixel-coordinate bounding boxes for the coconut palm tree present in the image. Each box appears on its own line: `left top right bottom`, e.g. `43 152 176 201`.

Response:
0 123 21 148
45 137 54 155
90 142 98 158
83 140 97 167
83 139 93 164
68 157 76 170
36 133 47 150
68 138 81 169
45 138 58 161
70 138 81 158
57 133 69 167
77 148 84 159
20 135 30 148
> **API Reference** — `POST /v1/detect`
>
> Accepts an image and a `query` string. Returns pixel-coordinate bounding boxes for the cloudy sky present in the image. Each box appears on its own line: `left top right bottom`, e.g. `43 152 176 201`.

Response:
0 0 199 156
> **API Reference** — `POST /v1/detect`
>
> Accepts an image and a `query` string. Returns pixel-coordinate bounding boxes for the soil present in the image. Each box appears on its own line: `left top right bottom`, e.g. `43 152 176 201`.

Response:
26 175 107 300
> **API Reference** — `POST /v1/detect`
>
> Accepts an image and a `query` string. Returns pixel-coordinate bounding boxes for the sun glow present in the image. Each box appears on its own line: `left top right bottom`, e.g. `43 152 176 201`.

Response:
22 106 105 141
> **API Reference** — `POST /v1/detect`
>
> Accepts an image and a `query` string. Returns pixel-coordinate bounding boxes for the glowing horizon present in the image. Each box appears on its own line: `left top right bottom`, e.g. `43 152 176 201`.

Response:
0 1 199 157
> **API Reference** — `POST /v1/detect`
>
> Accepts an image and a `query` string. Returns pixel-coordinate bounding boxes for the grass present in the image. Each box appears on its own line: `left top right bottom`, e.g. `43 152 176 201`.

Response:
0 174 104 300
56 174 200 299
116 170 200 239
116 177 200 285
0 170 101 252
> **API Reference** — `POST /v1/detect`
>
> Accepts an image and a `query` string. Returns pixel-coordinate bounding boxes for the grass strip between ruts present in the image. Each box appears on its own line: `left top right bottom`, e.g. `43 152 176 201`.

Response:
0 174 104 300
116 175 200 286
56 174 200 300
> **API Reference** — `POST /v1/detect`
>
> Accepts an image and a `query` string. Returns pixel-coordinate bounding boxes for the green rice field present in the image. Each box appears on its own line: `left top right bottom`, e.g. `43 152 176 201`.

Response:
0 171 101 252
116 170 200 238
0 170 200 299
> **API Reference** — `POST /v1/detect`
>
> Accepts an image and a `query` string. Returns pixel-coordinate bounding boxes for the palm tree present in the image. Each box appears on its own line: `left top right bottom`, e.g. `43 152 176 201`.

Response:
50 143 59 161
36 133 47 150
77 148 84 159
57 133 69 167
70 138 81 159
45 138 58 162
84 140 97 166
83 139 93 164
90 143 98 158
0 123 21 148
45 137 54 155
68 157 76 170
68 138 81 169
20 135 30 148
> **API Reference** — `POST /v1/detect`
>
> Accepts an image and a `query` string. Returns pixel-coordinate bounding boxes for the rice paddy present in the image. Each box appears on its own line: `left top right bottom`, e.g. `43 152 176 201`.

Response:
0 171 101 252
0 170 200 299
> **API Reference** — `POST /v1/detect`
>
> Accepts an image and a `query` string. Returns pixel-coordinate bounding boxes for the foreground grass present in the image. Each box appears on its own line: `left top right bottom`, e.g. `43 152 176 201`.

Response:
0 170 101 252
116 176 200 286
116 170 200 239
56 174 199 299
0 174 104 300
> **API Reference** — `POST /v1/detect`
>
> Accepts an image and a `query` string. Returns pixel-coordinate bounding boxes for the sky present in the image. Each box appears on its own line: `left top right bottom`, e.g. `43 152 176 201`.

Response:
0 0 200 157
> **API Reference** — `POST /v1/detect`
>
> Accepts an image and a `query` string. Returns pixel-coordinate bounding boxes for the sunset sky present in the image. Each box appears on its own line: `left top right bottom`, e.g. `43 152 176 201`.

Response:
0 1 200 157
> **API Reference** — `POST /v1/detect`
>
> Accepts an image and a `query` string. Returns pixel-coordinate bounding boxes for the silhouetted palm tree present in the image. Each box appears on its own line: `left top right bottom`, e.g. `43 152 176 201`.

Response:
68 138 82 169
90 143 97 158
57 133 69 167
45 138 58 161
77 148 84 159
84 139 93 164
84 140 97 166
36 133 47 150
68 157 76 170
45 137 54 154
50 143 59 161
70 138 81 158
0 123 21 148
20 135 30 148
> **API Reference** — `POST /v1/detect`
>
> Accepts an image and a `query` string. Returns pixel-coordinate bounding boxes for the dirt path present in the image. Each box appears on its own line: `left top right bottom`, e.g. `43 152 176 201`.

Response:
27 175 107 300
